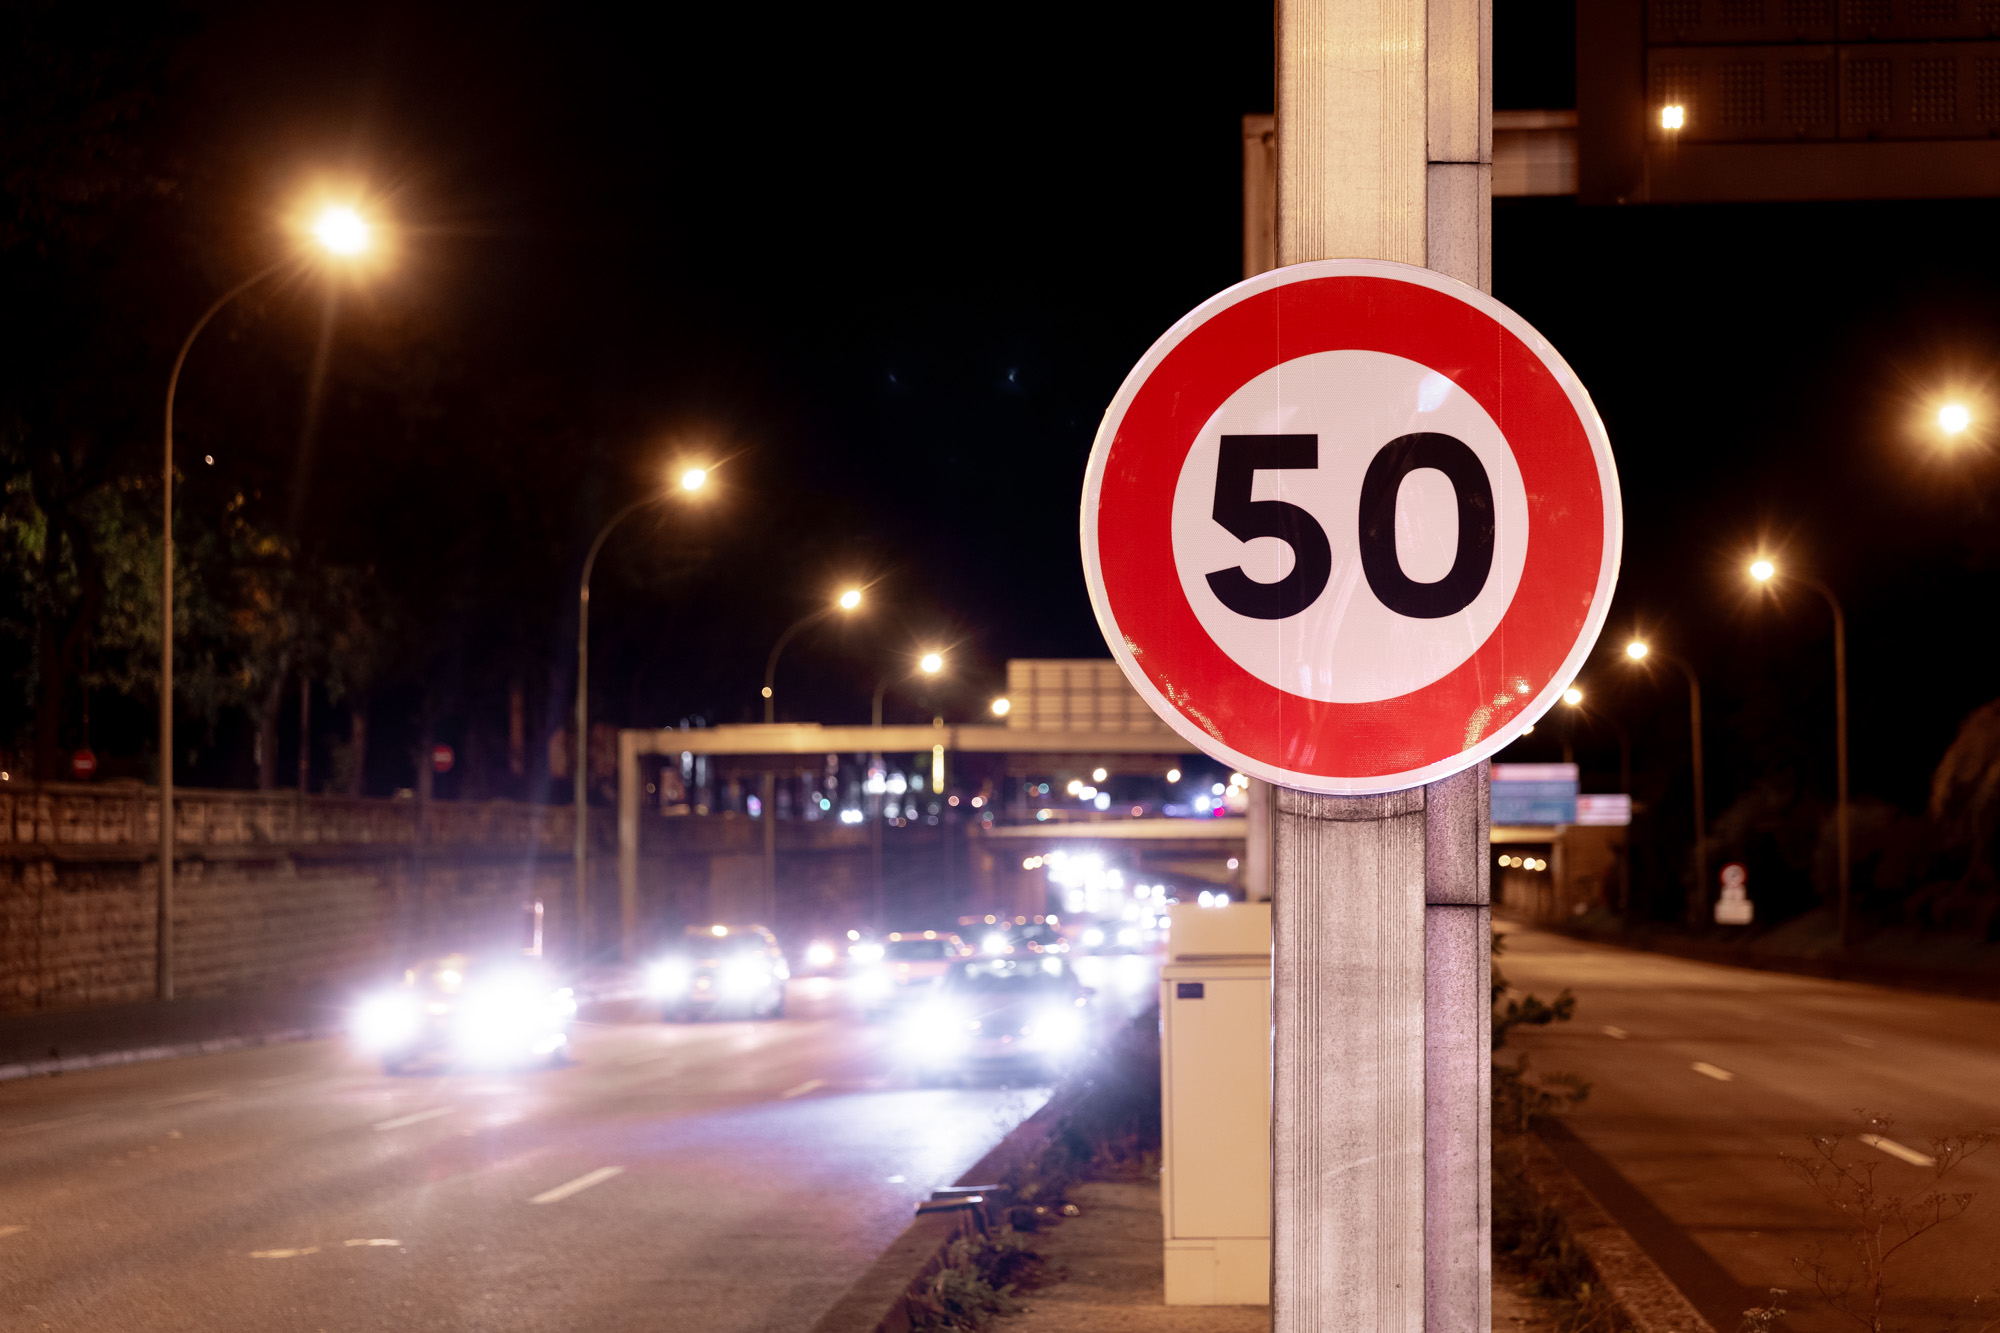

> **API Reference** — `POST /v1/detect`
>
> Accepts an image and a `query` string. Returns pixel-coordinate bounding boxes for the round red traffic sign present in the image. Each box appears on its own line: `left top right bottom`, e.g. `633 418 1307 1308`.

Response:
70 749 97 780
1081 259 1620 794
431 743 455 775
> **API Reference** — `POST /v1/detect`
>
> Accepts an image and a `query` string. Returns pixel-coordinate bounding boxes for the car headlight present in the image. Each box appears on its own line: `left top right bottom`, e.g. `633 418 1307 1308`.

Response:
1028 1008 1085 1049
855 967 892 997
1081 928 1104 948
647 959 692 998
906 1005 973 1052
805 942 836 969
721 956 773 996
354 992 421 1052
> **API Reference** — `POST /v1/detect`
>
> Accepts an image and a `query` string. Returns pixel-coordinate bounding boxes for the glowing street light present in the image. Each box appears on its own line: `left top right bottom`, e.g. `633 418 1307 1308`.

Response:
1562 686 1584 707
1939 403 1971 436
680 467 708 492
1625 640 1649 661
1660 104 1685 130
157 193 389 1000
1749 559 1775 583
990 697 1011 717
1166 768 1182 783
920 651 944 674
839 587 863 611
309 205 371 256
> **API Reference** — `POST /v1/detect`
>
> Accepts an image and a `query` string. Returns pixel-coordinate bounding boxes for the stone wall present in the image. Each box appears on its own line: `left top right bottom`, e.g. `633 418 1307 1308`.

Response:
0 782 975 1015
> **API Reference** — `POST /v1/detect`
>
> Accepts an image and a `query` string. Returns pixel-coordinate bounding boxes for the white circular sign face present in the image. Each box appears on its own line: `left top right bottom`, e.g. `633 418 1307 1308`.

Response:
1170 350 1531 703
1080 258 1622 794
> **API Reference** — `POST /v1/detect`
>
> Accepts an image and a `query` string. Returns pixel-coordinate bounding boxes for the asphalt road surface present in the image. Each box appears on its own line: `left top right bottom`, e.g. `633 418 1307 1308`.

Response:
1500 923 2000 1333
0 955 1162 1332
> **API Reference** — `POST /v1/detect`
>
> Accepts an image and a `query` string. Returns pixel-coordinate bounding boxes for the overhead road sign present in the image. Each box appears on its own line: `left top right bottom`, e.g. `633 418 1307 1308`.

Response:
1081 258 1621 794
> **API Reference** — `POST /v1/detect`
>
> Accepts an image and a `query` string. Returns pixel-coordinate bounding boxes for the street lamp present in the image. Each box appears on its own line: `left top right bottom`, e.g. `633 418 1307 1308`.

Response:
156 201 383 1001
1626 638 1707 929
1748 558 1852 948
760 586 866 918
869 648 946 931
573 462 710 962
1562 682 1635 917
1939 403 1971 437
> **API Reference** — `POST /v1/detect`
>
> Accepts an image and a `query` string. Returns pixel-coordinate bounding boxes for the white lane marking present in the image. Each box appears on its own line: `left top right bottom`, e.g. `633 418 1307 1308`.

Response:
1602 1026 1629 1040
0 1225 26 1239
254 1073 318 1087
373 1107 454 1132
5 1113 102 1137
344 1238 401 1247
150 1089 224 1108
530 1166 624 1205
1859 1134 1935 1167
1691 1062 1734 1082
249 1246 319 1259
1842 1034 1875 1049
780 1078 828 1099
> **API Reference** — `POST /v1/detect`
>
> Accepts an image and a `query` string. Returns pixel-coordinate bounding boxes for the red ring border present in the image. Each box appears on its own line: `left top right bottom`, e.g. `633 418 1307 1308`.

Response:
1086 268 1614 786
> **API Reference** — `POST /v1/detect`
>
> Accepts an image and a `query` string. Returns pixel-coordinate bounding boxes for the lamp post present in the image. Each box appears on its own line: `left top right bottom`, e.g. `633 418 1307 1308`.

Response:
869 650 945 932
1561 685 1634 917
157 204 378 1002
1625 640 1707 930
572 466 708 962
1749 558 1851 948
759 588 863 922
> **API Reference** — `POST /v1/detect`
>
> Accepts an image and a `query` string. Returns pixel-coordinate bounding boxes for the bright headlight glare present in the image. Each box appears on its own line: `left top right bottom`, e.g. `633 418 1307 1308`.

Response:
648 959 692 998
805 942 836 969
354 992 420 1051
856 967 892 996
907 1006 969 1051
721 957 772 996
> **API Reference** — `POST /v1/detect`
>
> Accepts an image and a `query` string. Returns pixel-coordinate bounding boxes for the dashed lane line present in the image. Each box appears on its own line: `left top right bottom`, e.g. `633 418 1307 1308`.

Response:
344 1238 401 1247
1601 1026 1628 1040
1691 1062 1734 1082
530 1166 624 1205
1842 1034 1875 1048
372 1107 454 1132
0 1225 26 1240
4 1113 102 1137
1859 1134 1935 1167
780 1079 828 1099
149 1089 225 1109
249 1246 319 1259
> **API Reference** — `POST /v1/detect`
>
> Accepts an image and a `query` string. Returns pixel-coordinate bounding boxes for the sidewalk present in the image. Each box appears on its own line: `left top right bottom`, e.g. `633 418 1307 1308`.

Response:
0 987 347 1080
999 1178 1564 1333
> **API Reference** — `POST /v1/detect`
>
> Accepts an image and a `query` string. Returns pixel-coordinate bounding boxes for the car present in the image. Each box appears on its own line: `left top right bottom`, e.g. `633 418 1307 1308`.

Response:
852 931 968 1018
647 924 789 1021
904 955 1092 1083
353 953 577 1074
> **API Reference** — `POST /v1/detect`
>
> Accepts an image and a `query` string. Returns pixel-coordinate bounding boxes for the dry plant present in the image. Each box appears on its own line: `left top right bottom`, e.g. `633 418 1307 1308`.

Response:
1745 1113 1995 1333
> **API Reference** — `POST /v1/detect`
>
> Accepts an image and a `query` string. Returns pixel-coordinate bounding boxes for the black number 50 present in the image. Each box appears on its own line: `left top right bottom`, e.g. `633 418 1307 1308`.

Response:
1204 432 1495 622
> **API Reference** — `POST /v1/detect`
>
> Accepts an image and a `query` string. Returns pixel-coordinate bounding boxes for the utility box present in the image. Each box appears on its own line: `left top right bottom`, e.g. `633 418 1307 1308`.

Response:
1160 901 1271 1305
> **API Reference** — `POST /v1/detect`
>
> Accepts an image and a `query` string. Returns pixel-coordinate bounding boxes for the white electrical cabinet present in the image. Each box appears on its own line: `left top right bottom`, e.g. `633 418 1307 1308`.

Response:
1159 901 1271 1306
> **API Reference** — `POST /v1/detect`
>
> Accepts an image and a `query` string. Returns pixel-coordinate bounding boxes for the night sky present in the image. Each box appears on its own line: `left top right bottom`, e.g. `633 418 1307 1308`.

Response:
7 2 2000 912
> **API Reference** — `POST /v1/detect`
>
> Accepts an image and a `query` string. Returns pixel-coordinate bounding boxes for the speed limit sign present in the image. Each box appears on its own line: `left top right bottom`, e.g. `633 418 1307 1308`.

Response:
1081 259 1621 794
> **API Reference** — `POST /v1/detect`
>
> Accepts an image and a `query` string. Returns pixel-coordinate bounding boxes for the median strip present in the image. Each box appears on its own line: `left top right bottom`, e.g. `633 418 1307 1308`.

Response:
373 1107 454 1131
1858 1133 1935 1167
530 1165 623 1204
1690 1062 1733 1082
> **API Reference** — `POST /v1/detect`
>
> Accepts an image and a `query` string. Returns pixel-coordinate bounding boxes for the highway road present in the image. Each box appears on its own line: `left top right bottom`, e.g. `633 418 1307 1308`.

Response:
0 955 1161 1332
1500 923 2000 1333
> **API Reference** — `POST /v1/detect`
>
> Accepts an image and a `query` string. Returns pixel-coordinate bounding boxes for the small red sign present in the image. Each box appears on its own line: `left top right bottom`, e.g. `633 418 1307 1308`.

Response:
70 749 97 780
431 743 455 774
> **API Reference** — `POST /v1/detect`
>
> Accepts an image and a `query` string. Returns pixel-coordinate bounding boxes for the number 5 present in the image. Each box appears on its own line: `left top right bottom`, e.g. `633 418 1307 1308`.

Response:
1205 434 1334 620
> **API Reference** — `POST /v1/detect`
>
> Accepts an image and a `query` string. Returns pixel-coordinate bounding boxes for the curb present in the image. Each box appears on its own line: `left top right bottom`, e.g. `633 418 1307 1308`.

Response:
0 1025 341 1084
809 1083 1086 1333
1517 1130 1716 1333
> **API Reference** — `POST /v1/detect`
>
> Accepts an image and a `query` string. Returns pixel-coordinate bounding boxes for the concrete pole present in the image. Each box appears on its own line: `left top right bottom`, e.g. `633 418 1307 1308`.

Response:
1273 2 1490 1330
618 730 641 961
